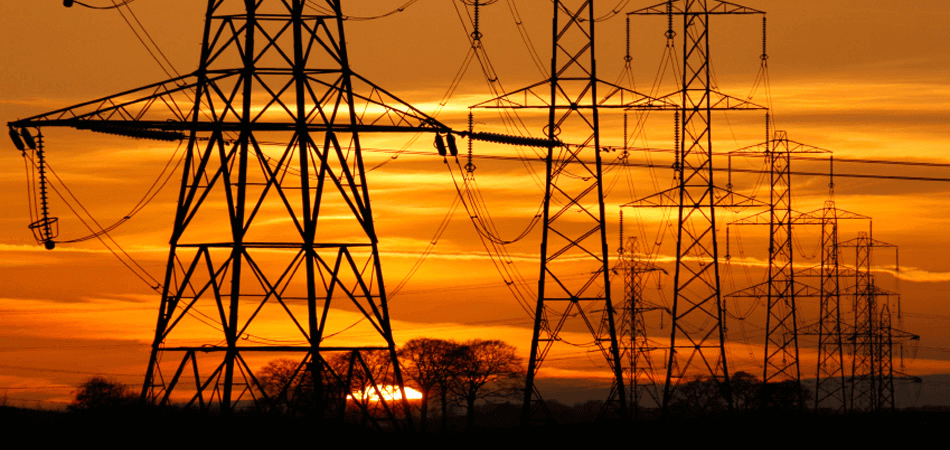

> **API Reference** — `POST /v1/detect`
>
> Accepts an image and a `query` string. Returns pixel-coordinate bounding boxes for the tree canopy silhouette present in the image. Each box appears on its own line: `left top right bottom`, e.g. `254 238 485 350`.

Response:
449 339 523 431
253 339 524 430
399 337 461 431
68 376 135 412
255 358 315 412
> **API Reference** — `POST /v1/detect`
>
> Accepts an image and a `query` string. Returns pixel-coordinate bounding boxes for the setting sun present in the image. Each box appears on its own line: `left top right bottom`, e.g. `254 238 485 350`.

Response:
348 385 424 403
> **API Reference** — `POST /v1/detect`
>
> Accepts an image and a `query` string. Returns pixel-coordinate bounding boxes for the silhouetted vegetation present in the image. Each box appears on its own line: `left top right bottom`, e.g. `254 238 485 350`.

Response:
252 351 399 421
447 339 523 431
399 337 459 431
255 357 322 414
27 350 875 437
68 376 136 412
246 339 525 430
2 374 948 439
666 371 810 417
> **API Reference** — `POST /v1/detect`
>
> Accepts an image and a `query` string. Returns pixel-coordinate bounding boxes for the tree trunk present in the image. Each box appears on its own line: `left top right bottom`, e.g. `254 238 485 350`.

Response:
465 395 476 431
440 386 449 432
419 391 429 432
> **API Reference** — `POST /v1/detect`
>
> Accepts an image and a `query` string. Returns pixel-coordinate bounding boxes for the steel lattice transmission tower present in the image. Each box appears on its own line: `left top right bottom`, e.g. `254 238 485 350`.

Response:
840 232 900 413
799 210 916 413
794 200 869 413
813 201 849 412
727 132 828 409
474 0 668 423
871 302 918 412
9 0 449 422
628 0 765 413
618 236 666 417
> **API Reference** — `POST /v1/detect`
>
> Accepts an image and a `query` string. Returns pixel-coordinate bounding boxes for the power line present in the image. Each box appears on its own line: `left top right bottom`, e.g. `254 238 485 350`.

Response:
357 148 950 183
68 0 136 10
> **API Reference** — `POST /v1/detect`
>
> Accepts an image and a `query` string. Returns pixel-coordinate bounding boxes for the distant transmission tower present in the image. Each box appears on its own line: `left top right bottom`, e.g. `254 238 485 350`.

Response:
474 0 669 423
813 201 849 412
628 0 765 414
728 131 828 409
870 302 919 412
794 202 871 413
618 236 666 418
795 200 869 413
840 232 899 413
9 0 449 424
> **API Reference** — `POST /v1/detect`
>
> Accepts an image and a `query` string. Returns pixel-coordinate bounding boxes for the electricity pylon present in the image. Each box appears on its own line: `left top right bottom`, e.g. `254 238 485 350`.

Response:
813 201 849 412
473 0 670 423
794 201 869 413
794 202 871 413
9 0 449 425
628 0 765 414
618 236 666 418
840 232 900 412
727 131 828 409
873 304 920 412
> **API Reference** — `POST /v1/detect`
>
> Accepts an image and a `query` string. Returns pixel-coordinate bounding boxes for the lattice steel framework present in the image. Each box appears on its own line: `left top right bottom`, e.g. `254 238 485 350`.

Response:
798 205 915 415
727 133 828 409
815 202 846 411
9 0 448 424
805 201 868 412
872 303 919 413
619 236 665 417
474 0 676 423
629 0 765 414
761 134 797 388
840 233 898 413
521 0 626 422
877 302 896 411
851 233 874 411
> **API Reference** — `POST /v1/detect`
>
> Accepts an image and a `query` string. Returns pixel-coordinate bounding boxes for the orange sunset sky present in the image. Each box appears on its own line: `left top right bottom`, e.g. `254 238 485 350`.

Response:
1 0 948 408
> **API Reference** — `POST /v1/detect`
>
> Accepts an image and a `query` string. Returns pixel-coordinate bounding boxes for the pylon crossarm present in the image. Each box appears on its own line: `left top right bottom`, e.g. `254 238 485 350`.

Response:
624 186 766 209
8 74 199 130
891 330 919 343
710 1 765 14
8 72 451 136
731 209 823 225
598 79 676 109
470 79 670 109
726 280 821 300
629 1 763 16
839 237 897 252
792 282 822 298
708 91 766 110
724 280 769 298
469 80 552 109
627 89 765 111
728 210 770 225
787 210 824 224
623 188 679 207
784 140 831 154
347 72 450 131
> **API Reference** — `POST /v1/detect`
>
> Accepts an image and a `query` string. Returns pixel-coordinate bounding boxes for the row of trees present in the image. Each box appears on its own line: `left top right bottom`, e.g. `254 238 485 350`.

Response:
400 338 522 431
68 365 806 428
667 371 810 416
255 338 523 431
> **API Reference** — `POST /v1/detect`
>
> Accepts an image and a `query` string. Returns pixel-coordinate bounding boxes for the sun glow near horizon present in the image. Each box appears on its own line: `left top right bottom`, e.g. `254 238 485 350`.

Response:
347 385 424 403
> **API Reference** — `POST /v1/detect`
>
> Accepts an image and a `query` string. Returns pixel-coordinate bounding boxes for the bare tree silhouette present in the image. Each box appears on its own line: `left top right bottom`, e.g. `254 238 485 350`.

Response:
449 339 523 431
399 338 460 431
